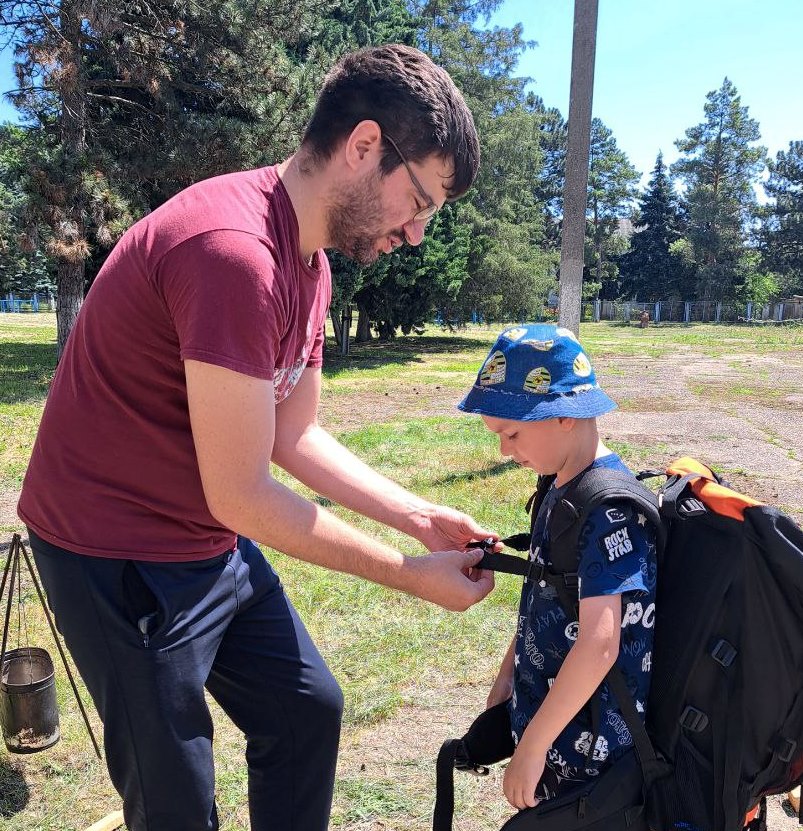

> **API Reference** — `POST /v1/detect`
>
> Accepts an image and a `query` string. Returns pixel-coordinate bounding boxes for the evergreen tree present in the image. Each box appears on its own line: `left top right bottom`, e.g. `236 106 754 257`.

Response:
527 94 567 246
0 125 56 296
336 0 553 338
619 152 686 299
671 78 767 300
586 118 640 298
1 0 334 355
761 140 803 296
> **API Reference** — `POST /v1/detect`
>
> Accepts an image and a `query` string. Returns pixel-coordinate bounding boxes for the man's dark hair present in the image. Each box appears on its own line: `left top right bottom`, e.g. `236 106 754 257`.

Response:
301 44 480 200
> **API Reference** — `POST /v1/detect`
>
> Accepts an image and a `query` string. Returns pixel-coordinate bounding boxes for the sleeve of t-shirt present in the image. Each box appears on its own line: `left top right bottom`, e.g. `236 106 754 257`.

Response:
577 500 656 600
155 230 287 380
306 319 326 369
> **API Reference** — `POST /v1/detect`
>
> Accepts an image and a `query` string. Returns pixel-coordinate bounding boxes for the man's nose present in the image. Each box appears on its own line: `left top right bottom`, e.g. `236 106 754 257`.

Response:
403 219 427 247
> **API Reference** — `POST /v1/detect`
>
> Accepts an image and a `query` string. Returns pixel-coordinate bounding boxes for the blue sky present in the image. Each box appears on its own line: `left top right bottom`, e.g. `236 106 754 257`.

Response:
2 0 802 190
489 0 803 187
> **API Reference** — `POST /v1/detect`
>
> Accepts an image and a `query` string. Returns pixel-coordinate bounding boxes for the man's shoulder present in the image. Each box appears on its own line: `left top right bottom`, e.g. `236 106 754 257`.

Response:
132 166 286 261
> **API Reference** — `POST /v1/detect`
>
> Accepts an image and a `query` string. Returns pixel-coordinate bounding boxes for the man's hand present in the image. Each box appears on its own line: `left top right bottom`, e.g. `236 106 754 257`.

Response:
411 503 498 554
406 547 494 611
503 736 546 810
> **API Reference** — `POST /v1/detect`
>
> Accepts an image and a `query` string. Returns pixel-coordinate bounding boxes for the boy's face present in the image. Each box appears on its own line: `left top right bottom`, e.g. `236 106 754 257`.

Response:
481 414 573 475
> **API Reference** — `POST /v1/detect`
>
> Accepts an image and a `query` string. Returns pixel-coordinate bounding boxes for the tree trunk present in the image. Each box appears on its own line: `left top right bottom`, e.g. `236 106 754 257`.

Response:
355 305 372 343
57 0 88 360
56 260 86 357
330 308 343 352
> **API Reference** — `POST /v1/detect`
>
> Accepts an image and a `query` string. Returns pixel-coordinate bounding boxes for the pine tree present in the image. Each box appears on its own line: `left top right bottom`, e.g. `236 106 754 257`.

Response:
761 140 803 296
586 118 640 298
1 0 334 356
619 153 685 300
671 78 766 300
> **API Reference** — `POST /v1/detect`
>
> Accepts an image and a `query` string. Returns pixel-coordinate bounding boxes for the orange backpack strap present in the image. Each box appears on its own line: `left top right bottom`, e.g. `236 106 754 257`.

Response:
665 457 762 522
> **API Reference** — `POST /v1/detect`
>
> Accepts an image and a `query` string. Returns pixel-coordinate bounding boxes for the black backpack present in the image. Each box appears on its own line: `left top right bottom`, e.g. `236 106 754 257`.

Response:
434 458 803 831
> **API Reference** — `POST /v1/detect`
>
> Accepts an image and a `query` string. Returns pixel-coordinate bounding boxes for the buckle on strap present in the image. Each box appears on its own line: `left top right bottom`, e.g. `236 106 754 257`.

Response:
678 497 707 517
454 744 490 777
525 560 546 583
711 639 737 668
771 736 797 763
680 706 709 732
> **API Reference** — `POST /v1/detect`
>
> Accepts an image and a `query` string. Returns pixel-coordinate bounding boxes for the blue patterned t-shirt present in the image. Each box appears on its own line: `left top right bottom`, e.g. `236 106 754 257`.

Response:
508 453 658 801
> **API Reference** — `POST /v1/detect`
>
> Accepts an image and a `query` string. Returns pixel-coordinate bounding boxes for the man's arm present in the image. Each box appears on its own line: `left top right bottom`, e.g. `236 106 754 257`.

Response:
184 359 493 611
271 367 496 552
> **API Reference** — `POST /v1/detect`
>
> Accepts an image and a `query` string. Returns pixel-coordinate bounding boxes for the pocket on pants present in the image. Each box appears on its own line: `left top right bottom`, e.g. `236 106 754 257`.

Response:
122 560 162 645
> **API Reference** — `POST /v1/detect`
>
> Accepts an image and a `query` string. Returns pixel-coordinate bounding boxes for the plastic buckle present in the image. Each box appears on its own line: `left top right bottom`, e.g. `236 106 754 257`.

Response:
562 572 579 589
454 744 489 776
679 706 709 732
678 497 707 517
711 639 737 668
526 561 546 583
773 736 797 764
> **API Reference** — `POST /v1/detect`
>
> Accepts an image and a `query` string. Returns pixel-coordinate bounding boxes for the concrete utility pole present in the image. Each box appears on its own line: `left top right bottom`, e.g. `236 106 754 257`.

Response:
558 0 598 337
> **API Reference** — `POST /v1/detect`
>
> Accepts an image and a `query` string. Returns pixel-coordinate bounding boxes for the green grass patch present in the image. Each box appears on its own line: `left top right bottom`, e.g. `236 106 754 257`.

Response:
0 315 58 491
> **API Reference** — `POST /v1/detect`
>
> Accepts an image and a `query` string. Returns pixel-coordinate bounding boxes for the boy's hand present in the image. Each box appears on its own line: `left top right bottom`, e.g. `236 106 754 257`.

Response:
486 668 514 709
503 734 546 810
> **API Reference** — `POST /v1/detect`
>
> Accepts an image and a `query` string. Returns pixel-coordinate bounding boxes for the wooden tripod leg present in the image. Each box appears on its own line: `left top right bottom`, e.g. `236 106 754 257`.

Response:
84 810 125 831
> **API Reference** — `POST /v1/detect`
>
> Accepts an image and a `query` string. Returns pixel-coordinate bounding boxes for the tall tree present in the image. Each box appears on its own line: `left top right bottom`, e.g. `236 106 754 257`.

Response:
586 117 639 298
0 0 333 355
335 0 551 338
528 93 567 246
671 78 766 300
761 140 803 297
0 124 56 295
619 152 686 300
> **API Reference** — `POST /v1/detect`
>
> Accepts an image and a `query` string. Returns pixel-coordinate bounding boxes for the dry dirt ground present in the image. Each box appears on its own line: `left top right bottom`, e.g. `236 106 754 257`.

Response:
2 343 801 830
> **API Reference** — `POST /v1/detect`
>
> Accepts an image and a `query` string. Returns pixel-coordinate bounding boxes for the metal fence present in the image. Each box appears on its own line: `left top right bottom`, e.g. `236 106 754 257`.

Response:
0 293 56 313
580 300 803 324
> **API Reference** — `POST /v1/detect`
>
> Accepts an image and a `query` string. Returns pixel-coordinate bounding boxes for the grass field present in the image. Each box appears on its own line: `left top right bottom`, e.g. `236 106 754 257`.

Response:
1 313 802 830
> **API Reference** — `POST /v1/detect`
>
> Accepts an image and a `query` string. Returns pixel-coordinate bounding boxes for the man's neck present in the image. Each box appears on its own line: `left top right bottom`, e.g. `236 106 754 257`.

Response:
276 153 331 262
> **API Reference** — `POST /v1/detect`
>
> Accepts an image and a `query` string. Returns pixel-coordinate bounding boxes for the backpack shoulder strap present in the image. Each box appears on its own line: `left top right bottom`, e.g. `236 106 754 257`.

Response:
549 467 664 573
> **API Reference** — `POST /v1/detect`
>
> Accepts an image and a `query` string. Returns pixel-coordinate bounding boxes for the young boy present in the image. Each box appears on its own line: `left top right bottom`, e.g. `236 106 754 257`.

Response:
457 323 657 812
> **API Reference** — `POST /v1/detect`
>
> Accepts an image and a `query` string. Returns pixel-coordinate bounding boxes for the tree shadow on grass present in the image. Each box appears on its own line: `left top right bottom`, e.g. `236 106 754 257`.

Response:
323 334 487 377
0 757 30 817
430 460 518 487
0 343 57 405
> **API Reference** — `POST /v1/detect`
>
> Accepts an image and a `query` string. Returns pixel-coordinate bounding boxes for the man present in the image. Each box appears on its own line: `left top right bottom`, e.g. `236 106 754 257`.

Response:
18 44 493 831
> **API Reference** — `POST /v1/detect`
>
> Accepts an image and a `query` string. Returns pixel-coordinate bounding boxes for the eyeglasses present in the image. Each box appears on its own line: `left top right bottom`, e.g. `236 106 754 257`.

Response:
383 133 439 227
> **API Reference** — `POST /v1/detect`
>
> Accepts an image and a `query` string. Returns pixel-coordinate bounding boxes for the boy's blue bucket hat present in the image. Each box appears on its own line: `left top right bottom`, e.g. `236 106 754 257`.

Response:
457 324 616 421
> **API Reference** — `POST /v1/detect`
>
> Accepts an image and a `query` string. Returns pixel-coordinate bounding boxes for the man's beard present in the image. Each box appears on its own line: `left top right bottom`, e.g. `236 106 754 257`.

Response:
326 171 398 266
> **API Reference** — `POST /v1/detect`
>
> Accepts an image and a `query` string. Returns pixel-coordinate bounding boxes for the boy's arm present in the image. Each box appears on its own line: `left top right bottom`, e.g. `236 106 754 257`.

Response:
488 634 517 708
502 594 622 809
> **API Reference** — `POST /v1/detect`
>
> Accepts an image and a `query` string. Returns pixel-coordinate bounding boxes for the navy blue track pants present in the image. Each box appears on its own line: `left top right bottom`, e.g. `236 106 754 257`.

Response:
29 531 344 831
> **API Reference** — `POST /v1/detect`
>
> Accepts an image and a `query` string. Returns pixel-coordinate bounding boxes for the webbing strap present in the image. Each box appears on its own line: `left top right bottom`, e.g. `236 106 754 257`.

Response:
433 739 461 831
605 667 666 787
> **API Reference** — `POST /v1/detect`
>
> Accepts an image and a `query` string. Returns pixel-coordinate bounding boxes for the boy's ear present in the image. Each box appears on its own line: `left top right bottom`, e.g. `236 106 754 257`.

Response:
557 416 577 432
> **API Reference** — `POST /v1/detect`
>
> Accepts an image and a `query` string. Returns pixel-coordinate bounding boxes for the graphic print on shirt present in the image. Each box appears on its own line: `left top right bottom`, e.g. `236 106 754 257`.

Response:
507 455 658 801
273 317 315 402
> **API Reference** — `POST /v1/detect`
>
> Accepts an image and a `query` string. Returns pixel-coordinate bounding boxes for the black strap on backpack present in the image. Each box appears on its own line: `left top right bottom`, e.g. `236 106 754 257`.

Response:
434 700 515 831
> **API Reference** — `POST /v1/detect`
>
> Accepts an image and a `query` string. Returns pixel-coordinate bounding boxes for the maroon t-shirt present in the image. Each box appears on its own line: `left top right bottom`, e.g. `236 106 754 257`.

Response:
18 165 331 561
